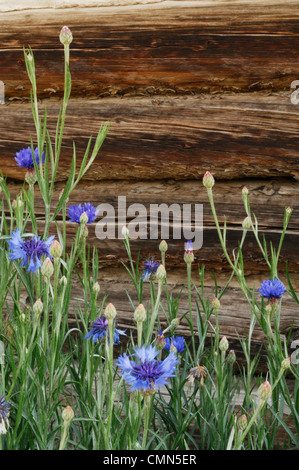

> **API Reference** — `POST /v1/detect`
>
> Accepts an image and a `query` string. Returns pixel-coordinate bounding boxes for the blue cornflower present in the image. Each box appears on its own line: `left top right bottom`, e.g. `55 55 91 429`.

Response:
116 345 179 394
7 229 55 274
0 396 10 435
85 316 126 345
184 239 194 263
164 335 186 354
185 240 193 253
258 278 286 299
67 202 98 224
141 258 160 281
15 146 45 170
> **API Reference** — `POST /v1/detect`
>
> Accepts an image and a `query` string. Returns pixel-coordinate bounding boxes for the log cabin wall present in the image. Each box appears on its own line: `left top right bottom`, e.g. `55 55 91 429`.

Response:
1 0 299 365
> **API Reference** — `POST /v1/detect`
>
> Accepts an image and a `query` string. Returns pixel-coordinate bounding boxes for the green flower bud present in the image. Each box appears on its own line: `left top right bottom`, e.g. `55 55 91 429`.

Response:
242 216 251 230
41 257 54 278
212 297 220 311
219 336 229 353
281 356 291 371
33 298 43 317
202 171 215 189
93 282 100 297
121 226 129 239
59 26 73 46
155 264 166 282
25 170 37 186
237 414 248 431
80 211 88 225
257 381 272 402
62 406 74 423
242 186 249 199
170 317 180 329
49 240 62 259
228 349 236 364
134 304 146 323
159 240 168 253
104 303 117 321
60 276 67 287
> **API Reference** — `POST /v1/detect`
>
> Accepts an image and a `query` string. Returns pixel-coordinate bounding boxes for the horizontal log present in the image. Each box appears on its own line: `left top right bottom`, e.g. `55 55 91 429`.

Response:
1 1 299 98
1 94 299 181
15 267 298 372
3 177 299 272
5 178 299 230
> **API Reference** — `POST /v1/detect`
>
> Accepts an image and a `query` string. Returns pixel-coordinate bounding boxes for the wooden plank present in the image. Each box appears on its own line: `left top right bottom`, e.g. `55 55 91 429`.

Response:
1 94 299 181
1 1 299 98
33 267 299 370
5 178 299 230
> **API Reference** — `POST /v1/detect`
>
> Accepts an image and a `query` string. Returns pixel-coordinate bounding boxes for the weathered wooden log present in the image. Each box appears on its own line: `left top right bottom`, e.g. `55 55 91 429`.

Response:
3 176 299 272
33 267 299 371
1 95 299 181
1 1 299 99
5 178 299 230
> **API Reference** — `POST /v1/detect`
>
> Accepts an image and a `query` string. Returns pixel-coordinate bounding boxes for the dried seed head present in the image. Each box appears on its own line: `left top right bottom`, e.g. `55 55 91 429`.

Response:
187 365 207 387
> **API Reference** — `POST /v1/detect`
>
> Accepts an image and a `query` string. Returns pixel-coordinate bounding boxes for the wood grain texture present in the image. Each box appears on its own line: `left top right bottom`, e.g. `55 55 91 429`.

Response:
1 94 299 181
5 178 299 229
33 267 299 371
3 177 299 272
1 1 299 98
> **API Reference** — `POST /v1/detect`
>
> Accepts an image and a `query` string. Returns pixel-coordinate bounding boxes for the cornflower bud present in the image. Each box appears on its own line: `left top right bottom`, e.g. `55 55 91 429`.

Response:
33 298 43 318
121 226 129 239
184 240 194 264
155 264 166 282
134 304 146 323
170 317 180 329
242 186 249 199
59 26 73 46
60 276 67 287
49 240 62 259
212 297 220 311
62 406 74 424
257 381 272 402
281 356 291 371
159 240 168 253
202 171 215 189
104 303 117 321
93 282 100 297
80 211 88 225
25 170 37 186
228 349 236 364
41 257 54 278
242 216 251 230
219 336 229 353
237 414 248 431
